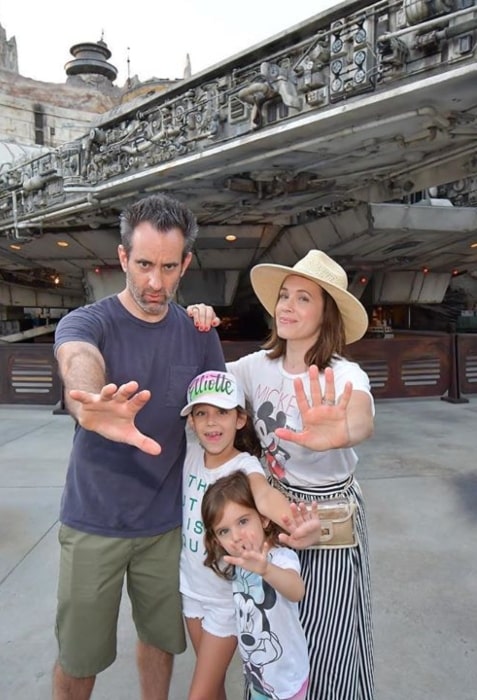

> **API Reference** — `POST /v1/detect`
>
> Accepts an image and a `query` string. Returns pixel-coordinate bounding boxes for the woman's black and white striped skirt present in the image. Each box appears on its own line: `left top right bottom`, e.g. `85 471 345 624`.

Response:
284 476 374 700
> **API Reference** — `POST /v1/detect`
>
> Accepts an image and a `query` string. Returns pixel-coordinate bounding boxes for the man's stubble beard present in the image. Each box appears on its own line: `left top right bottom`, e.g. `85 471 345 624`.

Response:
126 273 180 318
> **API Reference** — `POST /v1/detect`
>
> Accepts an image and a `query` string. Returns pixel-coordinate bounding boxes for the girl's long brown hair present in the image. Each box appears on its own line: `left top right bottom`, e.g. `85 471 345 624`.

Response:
202 470 282 581
262 285 349 370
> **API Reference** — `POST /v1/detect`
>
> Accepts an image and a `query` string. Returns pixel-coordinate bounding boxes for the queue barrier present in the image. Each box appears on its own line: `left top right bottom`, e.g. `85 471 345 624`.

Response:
0 333 476 405
222 333 476 401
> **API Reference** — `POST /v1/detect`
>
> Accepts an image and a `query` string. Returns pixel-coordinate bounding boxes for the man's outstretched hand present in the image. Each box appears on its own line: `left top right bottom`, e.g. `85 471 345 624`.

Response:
69 381 162 455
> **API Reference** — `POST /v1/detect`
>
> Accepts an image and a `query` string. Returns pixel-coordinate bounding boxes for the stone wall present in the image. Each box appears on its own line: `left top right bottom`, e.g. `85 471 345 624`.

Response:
0 70 119 147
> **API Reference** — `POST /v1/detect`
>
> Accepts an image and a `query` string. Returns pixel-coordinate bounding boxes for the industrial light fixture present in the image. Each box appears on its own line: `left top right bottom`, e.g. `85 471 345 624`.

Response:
57 240 69 247
422 266 429 274
9 243 22 250
225 234 237 242
470 242 477 249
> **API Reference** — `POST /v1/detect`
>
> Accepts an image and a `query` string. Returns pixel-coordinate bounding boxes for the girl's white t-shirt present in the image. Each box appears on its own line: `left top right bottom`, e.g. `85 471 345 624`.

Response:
233 546 309 699
180 439 265 603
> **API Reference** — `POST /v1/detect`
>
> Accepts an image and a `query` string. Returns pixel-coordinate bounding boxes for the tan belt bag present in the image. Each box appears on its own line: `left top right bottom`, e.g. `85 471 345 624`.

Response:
269 475 359 549
311 498 358 549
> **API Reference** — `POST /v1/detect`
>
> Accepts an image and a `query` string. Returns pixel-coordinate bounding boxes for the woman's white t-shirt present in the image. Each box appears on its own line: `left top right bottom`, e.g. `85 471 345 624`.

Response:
228 351 373 486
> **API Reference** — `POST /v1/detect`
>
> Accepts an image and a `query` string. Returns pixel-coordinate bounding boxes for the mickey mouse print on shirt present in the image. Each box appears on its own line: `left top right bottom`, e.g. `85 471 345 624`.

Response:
254 401 290 480
232 548 309 700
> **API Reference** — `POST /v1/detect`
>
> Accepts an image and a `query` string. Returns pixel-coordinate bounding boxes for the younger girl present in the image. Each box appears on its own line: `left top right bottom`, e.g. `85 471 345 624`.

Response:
180 370 317 700
202 470 309 700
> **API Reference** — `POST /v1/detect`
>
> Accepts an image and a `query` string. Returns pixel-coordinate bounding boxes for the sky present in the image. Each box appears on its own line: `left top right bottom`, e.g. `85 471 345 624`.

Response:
1 0 340 86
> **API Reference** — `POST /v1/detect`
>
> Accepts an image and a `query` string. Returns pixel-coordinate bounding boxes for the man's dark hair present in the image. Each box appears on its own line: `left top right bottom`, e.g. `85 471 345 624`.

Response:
119 194 199 258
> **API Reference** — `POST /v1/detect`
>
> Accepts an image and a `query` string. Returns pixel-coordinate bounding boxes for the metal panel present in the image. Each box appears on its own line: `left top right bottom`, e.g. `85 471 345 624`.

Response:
373 271 450 303
0 345 61 405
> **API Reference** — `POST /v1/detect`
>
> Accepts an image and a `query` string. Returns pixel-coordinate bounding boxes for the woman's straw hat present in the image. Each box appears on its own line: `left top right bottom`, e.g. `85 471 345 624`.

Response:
250 250 369 344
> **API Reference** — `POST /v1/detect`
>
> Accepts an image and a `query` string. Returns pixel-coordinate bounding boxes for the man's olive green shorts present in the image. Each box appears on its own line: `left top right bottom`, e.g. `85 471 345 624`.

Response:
55 524 186 678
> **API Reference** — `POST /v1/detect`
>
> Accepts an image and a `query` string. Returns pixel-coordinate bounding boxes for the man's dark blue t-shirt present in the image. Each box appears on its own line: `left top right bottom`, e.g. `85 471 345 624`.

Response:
54 296 225 537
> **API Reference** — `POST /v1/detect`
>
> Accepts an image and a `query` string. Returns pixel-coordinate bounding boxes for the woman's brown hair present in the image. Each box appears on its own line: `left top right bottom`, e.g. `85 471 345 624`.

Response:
262 284 348 370
202 470 282 581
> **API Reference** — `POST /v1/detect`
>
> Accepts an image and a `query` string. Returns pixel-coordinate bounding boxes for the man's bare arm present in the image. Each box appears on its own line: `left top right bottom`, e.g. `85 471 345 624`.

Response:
57 341 106 417
56 341 161 455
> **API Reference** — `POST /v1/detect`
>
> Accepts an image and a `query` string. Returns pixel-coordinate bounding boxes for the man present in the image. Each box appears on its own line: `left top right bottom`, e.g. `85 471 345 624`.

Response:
52 194 225 700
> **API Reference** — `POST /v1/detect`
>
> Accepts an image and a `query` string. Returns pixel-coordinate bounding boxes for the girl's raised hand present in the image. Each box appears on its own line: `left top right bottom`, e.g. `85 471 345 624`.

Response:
279 501 321 549
223 540 270 576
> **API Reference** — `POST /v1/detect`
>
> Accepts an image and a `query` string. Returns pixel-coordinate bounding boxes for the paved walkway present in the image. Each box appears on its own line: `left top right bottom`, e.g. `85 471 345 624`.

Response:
1 397 476 699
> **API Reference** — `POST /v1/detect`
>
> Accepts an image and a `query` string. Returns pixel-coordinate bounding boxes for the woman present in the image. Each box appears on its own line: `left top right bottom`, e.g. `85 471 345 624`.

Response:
227 249 375 700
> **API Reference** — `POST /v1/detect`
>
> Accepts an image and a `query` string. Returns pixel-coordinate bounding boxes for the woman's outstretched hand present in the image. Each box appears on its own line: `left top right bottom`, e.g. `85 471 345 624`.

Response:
186 303 221 331
275 365 352 451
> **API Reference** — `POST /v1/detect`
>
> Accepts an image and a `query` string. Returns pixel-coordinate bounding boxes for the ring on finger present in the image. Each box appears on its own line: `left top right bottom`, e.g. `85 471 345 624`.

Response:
321 398 335 406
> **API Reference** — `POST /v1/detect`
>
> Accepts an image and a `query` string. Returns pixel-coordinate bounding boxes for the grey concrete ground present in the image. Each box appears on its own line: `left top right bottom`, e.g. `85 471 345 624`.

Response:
1 397 476 700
